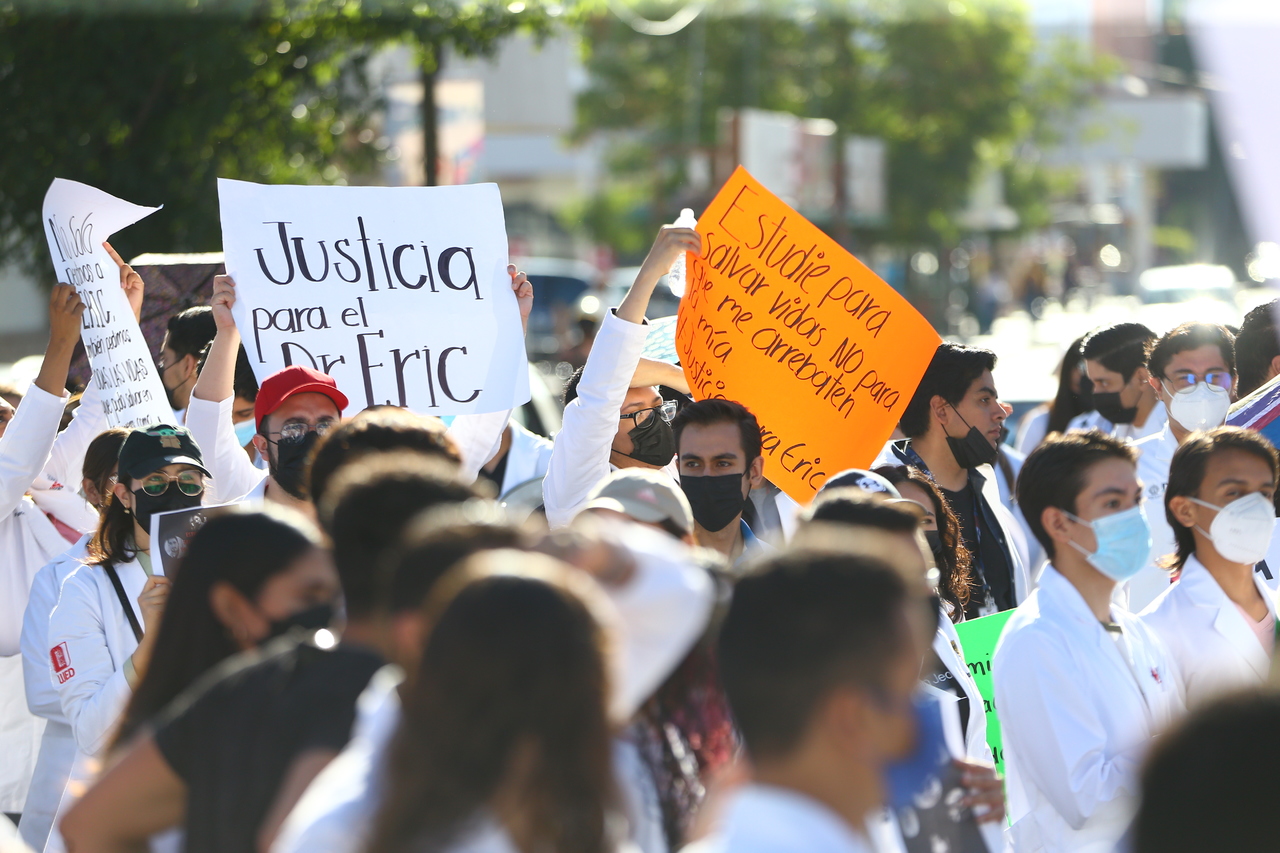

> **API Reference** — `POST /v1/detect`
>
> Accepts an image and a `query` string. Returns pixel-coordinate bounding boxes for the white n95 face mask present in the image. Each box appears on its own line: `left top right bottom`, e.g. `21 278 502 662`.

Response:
1165 381 1231 433
1190 491 1277 565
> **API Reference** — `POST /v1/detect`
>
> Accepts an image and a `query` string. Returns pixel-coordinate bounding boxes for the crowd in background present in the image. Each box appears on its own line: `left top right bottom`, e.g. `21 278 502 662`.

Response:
2 223 1280 853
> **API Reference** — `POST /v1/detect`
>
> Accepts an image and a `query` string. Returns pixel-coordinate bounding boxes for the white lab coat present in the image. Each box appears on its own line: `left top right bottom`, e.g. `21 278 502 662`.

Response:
544 312 680 529
1015 405 1051 455
1068 404 1167 444
993 565 1183 853
496 420 554 499
46 555 153 758
0 381 104 815
1127 424 1179 611
184 393 511 503
681 784 875 853
1140 555 1277 710
1259 526 1280 593
18 537 89 851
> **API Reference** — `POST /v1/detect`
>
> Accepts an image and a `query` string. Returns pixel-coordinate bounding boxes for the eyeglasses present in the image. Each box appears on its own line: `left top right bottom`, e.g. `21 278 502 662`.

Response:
268 418 337 445
1164 371 1233 392
620 400 678 427
139 470 205 497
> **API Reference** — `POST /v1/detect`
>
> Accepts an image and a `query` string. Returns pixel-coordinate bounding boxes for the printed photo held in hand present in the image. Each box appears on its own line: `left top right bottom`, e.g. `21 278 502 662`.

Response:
217 179 530 416
676 167 940 502
41 178 169 428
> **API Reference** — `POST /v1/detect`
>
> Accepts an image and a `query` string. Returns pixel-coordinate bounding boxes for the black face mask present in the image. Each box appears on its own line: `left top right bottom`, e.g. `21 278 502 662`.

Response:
1091 390 1138 425
269 431 320 499
616 413 676 468
946 425 998 470
266 601 336 641
681 472 747 533
131 486 202 529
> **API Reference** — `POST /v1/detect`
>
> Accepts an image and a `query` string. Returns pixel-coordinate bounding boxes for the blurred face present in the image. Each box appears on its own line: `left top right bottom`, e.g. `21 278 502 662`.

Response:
1152 344 1234 405
1086 360 1149 409
1046 457 1142 560
231 395 256 425
253 392 342 464
678 421 765 487
896 482 938 532
215 546 340 650
113 463 206 515
941 369 1005 449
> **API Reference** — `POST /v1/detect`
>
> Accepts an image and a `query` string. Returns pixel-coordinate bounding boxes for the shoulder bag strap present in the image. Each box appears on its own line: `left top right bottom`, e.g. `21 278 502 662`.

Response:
103 560 144 643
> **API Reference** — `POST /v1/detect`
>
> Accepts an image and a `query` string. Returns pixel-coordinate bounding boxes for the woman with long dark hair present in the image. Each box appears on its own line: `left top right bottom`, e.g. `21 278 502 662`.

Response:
47 425 209 761
874 464 973 619
1015 335 1092 453
112 506 339 749
365 550 623 853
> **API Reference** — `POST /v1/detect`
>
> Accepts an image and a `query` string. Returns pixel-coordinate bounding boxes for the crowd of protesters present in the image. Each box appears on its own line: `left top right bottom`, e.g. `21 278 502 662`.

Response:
1 222 1280 853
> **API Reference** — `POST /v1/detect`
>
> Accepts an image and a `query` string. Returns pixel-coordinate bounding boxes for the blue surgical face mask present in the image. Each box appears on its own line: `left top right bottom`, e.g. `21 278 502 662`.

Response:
1063 504 1152 582
233 419 257 448
883 691 950 809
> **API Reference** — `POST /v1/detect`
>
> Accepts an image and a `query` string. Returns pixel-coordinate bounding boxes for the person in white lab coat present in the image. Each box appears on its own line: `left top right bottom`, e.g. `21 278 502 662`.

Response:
1079 323 1167 443
1141 427 1279 709
1127 323 1237 611
0 283 118 825
18 428 127 852
695 549 930 853
995 430 1184 853
46 425 209 760
476 419 553 502
543 224 698 529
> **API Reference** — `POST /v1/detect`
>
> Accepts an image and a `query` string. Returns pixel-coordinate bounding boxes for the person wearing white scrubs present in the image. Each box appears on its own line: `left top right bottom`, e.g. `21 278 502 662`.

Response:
994 430 1183 853
689 549 930 853
0 284 111 829
1128 323 1236 612
1141 427 1279 710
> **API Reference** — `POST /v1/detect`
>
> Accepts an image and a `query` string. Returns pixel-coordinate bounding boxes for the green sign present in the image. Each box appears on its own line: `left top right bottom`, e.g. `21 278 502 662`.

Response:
953 609 1014 774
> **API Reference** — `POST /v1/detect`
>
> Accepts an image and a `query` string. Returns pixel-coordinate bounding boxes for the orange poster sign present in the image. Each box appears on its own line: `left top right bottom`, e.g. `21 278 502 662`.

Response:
677 166 941 502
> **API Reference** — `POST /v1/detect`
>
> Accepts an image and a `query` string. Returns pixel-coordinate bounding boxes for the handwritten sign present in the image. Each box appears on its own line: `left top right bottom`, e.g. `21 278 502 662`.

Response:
953 609 1014 774
218 179 530 416
677 167 940 502
42 179 169 429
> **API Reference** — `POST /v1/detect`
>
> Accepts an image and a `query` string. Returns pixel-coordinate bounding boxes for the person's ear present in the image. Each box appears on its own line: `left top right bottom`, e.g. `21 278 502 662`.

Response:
1168 495 1198 530
252 432 269 458
1147 371 1164 398
181 353 199 383
1269 355 1280 385
1041 504 1075 549
929 394 951 428
112 480 132 512
820 686 873 760
82 477 100 508
747 456 765 490
209 581 264 649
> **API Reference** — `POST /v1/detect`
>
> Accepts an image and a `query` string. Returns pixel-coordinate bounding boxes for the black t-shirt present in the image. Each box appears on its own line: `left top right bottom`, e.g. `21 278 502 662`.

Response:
153 637 384 853
940 482 1014 617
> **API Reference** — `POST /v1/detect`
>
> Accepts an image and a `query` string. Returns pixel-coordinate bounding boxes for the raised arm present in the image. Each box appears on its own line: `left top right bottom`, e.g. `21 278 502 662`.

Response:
187 276 264 502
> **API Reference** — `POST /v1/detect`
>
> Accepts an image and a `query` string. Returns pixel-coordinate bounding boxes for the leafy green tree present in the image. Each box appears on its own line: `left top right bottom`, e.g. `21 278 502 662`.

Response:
0 0 559 274
572 0 1109 256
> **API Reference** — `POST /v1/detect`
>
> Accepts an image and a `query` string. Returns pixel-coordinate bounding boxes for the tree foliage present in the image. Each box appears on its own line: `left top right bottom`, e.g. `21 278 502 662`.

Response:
0 0 559 275
574 0 1110 253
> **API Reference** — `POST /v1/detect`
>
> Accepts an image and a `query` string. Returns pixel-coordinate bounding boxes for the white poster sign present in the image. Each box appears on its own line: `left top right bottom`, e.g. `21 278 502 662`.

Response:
42 178 169 429
217 179 530 416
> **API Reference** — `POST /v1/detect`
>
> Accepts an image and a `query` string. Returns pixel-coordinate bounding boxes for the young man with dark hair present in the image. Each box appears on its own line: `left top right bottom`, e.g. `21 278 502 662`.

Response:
1121 322 1238 609
158 305 217 419
670 398 767 564
1077 322 1165 441
542 224 697 528
60 453 483 853
707 550 926 853
1234 298 1280 398
995 430 1183 853
876 342 1029 617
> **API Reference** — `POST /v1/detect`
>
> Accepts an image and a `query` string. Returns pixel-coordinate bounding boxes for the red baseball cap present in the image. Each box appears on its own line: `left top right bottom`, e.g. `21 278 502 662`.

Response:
254 365 350 429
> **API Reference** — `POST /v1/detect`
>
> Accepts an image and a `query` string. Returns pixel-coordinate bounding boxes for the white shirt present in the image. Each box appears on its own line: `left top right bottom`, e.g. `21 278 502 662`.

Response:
682 784 875 853
0 382 104 814
994 565 1183 853
18 537 90 850
1015 405 1051 455
1141 554 1277 710
496 420 554 498
1128 424 1179 612
46 555 155 757
544 312 669 529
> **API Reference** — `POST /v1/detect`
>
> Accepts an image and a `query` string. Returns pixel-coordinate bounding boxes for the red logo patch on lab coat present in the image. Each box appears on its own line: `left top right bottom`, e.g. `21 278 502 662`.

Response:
51 643 75 683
